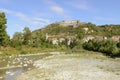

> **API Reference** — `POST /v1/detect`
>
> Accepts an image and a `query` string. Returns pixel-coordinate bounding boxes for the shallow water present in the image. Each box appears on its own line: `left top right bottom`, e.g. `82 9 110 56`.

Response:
0 53 51 80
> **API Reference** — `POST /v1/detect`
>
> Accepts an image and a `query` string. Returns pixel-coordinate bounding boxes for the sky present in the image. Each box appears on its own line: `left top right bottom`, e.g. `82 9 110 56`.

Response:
0 0 120 38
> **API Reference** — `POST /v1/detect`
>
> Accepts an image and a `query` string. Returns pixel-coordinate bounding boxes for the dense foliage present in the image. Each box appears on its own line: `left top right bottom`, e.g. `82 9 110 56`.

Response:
0 12 10 46
83 39 120 57
23 27 31 45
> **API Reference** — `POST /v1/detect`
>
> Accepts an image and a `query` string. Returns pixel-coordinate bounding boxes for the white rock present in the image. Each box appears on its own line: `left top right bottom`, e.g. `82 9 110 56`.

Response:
23 64 28 67
6 71 11 74
9 56 12 58
10 72 15 76
0 76 3 79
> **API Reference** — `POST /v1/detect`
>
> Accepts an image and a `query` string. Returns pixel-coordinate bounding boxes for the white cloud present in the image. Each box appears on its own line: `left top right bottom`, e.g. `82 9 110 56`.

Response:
32 17 51 26
43 0 57 6
73 3 88 10
33 21 46 25
0 8 51 26
15 12 31 22
51 6 64 14
68 0 90 10
42 0 65 14
34 17 51 24
15 24 25 30
0 8 13 14
0 8 31 23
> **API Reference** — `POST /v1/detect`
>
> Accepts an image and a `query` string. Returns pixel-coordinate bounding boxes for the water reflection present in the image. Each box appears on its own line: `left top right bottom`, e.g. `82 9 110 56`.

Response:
5 68 23 80
0 53 51 80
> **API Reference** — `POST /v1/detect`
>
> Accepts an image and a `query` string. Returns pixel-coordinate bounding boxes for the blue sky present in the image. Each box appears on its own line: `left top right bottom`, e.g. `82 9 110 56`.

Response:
0 0 120 37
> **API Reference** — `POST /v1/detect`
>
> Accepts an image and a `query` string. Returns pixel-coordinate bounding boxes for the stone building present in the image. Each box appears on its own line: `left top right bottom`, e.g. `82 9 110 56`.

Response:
58 20 81 28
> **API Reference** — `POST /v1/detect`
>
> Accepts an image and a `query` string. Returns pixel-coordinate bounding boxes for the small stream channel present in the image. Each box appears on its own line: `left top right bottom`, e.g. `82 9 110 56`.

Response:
0 53 52 80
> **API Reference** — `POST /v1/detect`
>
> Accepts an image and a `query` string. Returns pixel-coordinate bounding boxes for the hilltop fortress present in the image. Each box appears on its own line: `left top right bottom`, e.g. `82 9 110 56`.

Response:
57 20 87 28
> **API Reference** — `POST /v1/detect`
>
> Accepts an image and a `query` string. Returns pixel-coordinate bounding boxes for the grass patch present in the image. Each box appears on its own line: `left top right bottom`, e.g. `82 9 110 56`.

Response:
20 50 28 54
0 46 67 56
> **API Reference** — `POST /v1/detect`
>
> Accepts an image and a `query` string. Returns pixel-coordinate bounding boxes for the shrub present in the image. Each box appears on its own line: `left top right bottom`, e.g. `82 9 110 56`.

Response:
10 40 22 48
82 39 120 57
111 47 119 56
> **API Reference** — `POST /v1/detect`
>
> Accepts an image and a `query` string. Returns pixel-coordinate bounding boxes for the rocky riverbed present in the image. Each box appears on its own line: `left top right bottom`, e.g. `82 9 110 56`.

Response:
17 53 120 80
0 53 52 80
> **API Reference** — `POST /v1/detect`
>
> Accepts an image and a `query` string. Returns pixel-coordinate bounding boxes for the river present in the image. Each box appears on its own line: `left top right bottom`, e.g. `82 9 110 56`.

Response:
0 53 52 80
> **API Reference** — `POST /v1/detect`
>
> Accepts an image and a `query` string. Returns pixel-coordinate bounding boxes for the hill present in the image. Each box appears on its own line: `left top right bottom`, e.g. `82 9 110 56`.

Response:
34 20 120 41
10 20 120 57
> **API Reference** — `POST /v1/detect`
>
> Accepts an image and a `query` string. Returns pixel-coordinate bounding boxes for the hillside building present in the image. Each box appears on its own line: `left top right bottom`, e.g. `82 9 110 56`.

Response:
57 20 86 28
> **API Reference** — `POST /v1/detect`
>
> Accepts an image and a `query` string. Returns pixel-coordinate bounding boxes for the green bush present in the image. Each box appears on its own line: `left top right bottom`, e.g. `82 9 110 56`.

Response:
111 47 119 56
10 40 22 48
82 39 120 57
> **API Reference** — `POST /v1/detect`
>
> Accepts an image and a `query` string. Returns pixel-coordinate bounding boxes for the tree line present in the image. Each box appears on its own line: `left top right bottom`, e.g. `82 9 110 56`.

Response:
0 12 53 49
83 39 120 57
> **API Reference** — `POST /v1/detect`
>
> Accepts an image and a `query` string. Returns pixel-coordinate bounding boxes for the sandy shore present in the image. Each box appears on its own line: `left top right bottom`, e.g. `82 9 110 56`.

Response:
17 53 120 80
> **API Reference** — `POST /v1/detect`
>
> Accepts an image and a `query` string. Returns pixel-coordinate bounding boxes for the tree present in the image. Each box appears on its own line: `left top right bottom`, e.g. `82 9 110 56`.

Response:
13 32 23 41
0 12 10 46
23 27 31 45
11 32 23 48
31 31 46 47
82 39 120 57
